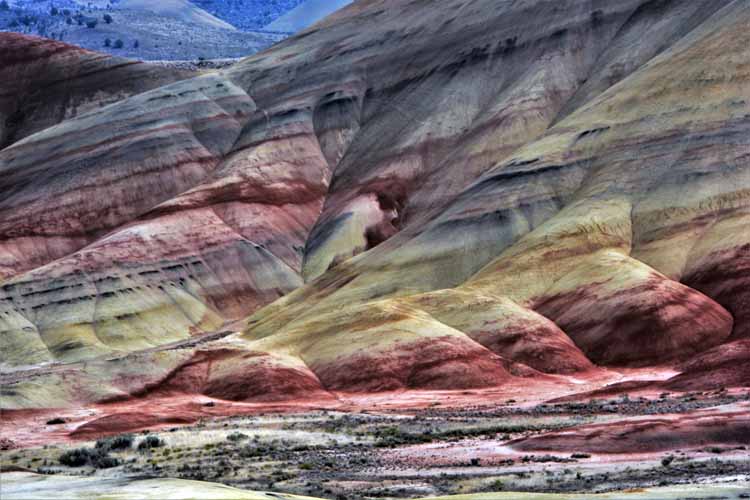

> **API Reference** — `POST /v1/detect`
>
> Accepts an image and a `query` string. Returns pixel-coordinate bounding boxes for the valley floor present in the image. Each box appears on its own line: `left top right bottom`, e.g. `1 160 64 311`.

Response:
2 388 749 499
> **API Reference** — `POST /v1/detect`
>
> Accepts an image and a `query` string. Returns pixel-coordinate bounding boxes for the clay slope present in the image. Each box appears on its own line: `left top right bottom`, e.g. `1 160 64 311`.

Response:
241 0 750 390
1 0 749 407
0 33 195 150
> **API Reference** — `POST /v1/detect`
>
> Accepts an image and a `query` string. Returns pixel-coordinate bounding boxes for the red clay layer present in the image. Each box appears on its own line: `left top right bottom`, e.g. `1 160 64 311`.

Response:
510 406 750 454
310 335 513 392
123 348 332 403
535 274 732 366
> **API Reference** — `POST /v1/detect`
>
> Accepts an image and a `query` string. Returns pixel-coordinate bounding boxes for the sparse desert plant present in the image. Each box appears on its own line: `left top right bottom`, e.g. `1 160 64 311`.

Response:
227 432 248 442
96 433 133 451
138 435 164 451
114 39 124 49
59 447 120 468
59 448 91 467
104 38 111 47
85 19 98 29
103 14 113 24
0 1 9 11
92 453 121 468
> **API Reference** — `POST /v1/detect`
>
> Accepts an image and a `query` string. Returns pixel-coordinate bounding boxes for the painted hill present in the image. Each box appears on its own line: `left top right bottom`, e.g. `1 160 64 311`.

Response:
0 33 195 149
264 0 353 32
0 0 748 440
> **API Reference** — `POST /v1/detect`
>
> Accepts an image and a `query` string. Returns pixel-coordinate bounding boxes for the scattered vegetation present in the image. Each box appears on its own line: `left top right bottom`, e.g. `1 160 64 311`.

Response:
96 434 134 451
138 435 165 451
59 447 120 469
8 393 749 497
227 432 249 442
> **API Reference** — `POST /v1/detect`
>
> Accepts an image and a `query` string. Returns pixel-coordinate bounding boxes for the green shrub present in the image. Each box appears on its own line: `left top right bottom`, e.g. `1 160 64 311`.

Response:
490 479 504 491
96 434 133 451
92 454 121 468
227 432 248 442
59 447 120 468
59 448 91 467
138 435 164 451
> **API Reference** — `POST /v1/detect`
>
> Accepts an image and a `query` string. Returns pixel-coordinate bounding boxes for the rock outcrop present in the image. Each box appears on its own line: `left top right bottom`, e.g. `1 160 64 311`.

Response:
1 0 749 408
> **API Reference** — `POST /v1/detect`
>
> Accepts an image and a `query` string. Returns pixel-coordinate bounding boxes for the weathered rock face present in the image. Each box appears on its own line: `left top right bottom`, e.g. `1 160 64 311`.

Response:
0 33 195 150
1 0 749 407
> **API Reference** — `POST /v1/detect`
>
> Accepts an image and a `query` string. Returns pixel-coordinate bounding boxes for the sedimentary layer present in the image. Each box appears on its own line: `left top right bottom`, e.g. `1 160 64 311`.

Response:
0 33 194 150
1 0 749 406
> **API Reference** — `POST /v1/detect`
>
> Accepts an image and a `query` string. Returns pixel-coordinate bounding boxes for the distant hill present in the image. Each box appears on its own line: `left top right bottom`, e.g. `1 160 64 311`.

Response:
190 0 307 31
120 0 236 31
264 0 352 32
0 0 284 60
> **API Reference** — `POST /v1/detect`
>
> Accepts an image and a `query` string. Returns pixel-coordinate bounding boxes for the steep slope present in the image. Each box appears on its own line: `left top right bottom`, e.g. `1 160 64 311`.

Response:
242 0 748 381
0 33 195 149
1 0 749 410
0 71 330 367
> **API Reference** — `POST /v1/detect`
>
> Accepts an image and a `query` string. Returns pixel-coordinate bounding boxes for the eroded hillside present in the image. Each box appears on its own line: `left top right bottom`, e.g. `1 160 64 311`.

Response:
0 0 748 424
